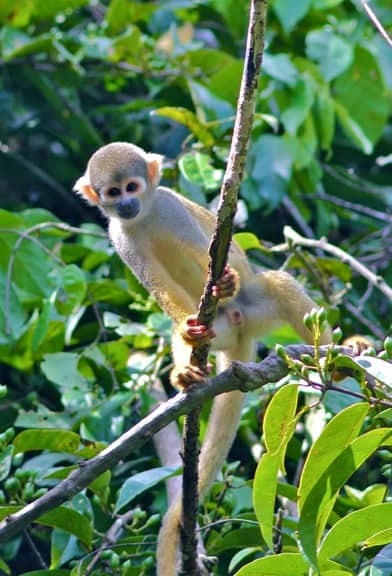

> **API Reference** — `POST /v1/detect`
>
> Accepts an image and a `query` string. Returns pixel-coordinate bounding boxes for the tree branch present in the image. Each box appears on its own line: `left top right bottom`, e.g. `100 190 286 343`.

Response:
181 2 269 573
0 344 334 543
282 226 392 302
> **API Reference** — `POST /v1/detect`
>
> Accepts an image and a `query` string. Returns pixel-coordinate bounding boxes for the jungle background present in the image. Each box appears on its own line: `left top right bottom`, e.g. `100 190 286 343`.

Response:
0 0 391 575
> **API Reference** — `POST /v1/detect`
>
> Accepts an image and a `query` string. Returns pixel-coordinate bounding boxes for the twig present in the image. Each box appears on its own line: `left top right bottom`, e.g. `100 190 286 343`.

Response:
314 190 392 223
181 1 269 573
282 196 315 239
361 1 392 47
282 226 392 302
322 163 392 197
84 509 135 575
0 344 346 543
23 529 47 569
345 301 385 341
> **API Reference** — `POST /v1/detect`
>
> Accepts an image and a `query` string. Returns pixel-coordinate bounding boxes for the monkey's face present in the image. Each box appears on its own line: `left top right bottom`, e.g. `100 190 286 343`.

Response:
97 175 146 221
74 143 163 225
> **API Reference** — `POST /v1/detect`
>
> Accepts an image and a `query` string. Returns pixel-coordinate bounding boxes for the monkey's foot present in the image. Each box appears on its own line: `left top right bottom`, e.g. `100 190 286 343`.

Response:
170 364 208 389
212 265 240 300
180 315 216 346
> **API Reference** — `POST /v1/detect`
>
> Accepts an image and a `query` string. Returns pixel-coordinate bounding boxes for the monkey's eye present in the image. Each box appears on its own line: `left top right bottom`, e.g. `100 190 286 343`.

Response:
126 181 139 193
107 187 121 197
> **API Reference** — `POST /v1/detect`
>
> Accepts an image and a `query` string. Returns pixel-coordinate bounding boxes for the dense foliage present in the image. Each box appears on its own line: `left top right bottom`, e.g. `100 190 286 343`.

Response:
0 0 391 575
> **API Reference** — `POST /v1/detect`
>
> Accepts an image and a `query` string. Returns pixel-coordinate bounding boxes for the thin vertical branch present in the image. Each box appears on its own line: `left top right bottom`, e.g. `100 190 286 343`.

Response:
180 1 270 574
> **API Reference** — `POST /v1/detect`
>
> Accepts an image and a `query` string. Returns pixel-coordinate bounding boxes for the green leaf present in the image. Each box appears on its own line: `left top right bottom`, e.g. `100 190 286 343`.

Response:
0 1 34 27
253 452 281 550
263 385 298 454
88 279 131 305
38 507 92 548
152 107 214 148
0 211 53 302
0 445 13 481
334 101 373 155
234 552 309 575
209 527 264 554
305 29 354 81
114 467 179 514
334 47 389 151
233 233 261 251
285 114 317 169
41 352 85 390
314 88 335 151
318 503 392 562
355 356 392 387
55 265 87 315
281 77 315 135
179 152 223 190
208 60 243 107
245 135 293 210
263 54 299 86
13 429 81 454
299 428 392 570
105 0 157 33
273 0 312 34
0 269 27 344
0 505 20 521
298 403 368 512
253 385 299 548
32 298 54 352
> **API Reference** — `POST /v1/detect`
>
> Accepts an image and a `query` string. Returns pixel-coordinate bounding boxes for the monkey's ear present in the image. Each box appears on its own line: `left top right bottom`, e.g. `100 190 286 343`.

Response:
73 175 100 205
146 153 164 188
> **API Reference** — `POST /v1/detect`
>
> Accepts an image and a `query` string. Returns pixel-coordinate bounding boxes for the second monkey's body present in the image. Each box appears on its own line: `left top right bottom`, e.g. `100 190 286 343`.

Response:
74 142 331 576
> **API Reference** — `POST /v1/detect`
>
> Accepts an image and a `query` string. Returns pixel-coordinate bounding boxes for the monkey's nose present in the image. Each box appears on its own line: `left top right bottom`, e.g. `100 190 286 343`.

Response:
116 198 140 219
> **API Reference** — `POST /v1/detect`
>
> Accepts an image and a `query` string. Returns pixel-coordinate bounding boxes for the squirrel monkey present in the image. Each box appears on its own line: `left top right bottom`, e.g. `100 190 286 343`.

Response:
74 142 331 576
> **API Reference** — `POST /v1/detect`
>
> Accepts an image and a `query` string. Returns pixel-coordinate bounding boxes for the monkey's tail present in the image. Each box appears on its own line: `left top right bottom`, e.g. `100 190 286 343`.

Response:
156 499 181 576
156 393 246 576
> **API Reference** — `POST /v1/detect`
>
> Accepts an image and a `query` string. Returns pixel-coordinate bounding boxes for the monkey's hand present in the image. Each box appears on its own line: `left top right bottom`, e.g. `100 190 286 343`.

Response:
212 265 240 302
179 315 216 346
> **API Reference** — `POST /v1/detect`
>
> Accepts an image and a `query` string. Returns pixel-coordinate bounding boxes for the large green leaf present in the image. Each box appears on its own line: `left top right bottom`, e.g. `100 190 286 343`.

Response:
305 29 353 80
334 47 390 151
0 210 53 302
298 403 368 512
318 503 392 562
253 385 298 548
299 428 392 569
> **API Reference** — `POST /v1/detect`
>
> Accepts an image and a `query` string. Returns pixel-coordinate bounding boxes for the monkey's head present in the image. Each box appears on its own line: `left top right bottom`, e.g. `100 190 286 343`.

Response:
74 142 163 224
